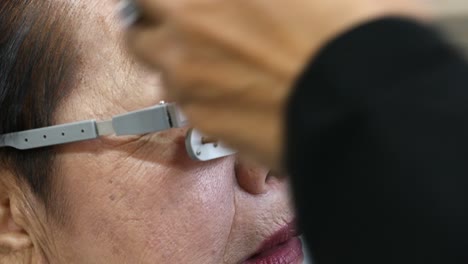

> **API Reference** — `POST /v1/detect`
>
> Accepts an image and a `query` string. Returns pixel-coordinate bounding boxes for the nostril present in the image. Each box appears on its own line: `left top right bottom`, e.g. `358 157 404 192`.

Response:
267 170 287 181
266 170 275 182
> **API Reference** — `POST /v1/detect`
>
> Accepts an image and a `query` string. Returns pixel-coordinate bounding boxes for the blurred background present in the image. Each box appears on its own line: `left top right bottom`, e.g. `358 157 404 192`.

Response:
437 18 468 57
430 0 468 16
431 0 468 56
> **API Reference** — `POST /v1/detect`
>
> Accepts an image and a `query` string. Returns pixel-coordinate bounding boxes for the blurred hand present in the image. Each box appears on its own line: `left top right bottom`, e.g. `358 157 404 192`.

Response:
127 0 427 170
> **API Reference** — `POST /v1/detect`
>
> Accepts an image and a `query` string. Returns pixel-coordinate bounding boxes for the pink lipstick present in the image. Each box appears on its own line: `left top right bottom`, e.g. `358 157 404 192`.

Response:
243 221 304 264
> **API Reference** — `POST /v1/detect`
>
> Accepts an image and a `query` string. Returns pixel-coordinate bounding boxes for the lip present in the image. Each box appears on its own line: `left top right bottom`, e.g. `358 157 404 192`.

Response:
243 221 304 264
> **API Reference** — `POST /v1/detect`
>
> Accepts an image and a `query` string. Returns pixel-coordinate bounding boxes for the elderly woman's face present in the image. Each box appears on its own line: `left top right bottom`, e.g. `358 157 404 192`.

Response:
22 1 302 264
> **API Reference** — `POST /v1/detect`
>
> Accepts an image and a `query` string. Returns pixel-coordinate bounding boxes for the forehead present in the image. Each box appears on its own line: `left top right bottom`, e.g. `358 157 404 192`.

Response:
56 0 163 124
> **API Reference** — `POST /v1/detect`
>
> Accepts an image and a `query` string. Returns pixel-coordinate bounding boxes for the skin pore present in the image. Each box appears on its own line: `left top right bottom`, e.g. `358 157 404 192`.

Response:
0 1 296 263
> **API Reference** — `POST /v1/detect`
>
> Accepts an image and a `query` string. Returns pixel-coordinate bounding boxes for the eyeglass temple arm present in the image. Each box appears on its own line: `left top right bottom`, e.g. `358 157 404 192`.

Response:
0 120 100 150
0 103 188 150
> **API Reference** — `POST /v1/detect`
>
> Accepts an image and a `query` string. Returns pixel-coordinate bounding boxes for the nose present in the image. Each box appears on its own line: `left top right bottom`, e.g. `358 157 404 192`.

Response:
235 159 273 195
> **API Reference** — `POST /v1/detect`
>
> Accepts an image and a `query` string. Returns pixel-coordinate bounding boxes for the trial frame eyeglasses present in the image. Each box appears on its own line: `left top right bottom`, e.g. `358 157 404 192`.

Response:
0 102 187 150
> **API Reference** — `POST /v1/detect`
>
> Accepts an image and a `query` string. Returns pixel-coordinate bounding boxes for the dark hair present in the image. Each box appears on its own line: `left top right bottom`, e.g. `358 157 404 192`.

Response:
0 1 79 212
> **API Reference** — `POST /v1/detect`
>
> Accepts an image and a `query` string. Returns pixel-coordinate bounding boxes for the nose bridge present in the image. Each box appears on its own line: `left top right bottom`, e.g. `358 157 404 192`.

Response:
235 159 270 195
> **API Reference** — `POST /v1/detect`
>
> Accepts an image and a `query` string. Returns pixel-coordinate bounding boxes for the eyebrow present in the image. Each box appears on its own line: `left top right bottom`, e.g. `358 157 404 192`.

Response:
0 103 188 150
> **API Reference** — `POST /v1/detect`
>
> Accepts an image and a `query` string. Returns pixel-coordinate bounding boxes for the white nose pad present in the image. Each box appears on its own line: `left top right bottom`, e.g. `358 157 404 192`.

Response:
185 128 236 161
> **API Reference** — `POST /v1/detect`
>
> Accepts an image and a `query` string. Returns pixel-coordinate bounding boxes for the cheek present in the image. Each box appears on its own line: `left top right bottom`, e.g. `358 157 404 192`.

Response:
57 137 237 263
140 159 237 260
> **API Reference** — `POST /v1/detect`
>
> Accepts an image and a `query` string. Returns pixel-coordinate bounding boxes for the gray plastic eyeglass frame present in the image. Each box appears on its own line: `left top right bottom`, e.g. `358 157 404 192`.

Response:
0 103 188 150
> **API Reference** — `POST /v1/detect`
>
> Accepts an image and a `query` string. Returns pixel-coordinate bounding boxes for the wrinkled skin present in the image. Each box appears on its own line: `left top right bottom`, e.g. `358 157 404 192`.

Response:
0 1 296 263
